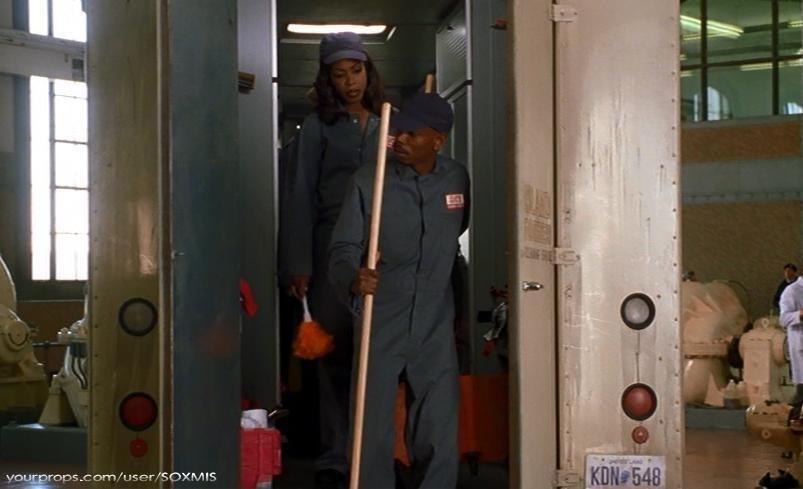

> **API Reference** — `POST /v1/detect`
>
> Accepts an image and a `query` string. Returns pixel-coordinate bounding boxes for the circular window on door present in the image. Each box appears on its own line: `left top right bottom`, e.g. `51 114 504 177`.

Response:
620 293 656 330
118 298 157 337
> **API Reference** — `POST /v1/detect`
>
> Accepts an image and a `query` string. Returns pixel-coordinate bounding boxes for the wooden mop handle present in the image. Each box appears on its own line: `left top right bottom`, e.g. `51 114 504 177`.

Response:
424 73 435 93
349 102 392 489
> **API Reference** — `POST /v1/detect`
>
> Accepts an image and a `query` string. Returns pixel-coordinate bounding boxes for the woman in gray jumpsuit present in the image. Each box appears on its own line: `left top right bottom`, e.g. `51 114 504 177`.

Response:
282 32 385 489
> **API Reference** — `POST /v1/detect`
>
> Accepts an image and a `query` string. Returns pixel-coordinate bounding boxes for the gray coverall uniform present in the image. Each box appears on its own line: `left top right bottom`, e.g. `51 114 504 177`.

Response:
282 110 379 475
329 155 470 489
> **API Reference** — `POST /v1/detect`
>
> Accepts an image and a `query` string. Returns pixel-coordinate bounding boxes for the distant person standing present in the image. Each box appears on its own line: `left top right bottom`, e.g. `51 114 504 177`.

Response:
774 263 798 312
779 273 803 421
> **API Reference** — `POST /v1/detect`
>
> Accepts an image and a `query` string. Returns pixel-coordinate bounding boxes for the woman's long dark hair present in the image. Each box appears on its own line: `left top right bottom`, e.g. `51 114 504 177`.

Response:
313 55 385 125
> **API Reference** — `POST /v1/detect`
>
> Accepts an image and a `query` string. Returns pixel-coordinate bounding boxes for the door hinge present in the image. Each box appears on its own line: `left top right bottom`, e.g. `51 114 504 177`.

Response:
554 248 579 265
551 5 578 23
555 469 581 488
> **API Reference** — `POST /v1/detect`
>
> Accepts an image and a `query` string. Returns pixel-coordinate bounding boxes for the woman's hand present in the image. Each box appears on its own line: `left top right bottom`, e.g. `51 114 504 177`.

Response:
288 275 311 299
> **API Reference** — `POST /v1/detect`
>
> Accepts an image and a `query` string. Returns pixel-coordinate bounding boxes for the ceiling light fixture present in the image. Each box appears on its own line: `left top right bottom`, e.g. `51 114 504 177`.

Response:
680 15 743 39
287 23 388 35
739 59 802 72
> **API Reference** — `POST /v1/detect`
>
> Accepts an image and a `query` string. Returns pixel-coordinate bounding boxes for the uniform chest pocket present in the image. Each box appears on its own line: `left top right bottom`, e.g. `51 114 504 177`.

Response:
372 210 420 265
432 206 464 258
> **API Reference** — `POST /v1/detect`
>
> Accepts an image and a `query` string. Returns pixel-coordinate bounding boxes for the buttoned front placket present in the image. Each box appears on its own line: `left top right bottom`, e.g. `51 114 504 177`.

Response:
354 113 378 166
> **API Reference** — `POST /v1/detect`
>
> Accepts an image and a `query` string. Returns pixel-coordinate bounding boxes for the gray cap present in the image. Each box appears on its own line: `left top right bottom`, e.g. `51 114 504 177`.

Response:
391 93 454 134
319 32 367 65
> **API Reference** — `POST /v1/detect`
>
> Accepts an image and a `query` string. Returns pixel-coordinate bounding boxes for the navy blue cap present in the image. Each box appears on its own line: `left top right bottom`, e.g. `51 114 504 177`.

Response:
391 93 454 134
319 32 367 65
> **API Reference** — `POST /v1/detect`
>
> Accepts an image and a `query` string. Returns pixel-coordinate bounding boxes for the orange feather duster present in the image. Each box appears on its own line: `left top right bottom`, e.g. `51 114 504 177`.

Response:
292 297 334 360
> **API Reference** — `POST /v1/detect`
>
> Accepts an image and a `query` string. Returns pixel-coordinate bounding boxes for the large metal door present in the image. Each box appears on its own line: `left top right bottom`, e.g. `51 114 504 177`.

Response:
508 0 557 487
89 1 242 486
554 1 683 488
88 0 162 475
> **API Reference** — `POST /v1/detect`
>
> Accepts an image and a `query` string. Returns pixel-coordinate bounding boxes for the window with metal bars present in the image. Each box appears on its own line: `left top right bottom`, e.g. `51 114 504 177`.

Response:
681 0 803 122
25 0 88 288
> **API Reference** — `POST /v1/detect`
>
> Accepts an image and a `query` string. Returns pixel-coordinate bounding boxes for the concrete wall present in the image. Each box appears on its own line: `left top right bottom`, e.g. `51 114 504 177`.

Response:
681 116 803 321
682 201 801 319
682 118 801 163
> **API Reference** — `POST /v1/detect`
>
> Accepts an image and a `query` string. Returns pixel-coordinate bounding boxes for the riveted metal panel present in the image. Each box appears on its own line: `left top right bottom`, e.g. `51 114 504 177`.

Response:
508 0 557 487
555 1 683 487
87 0 161 475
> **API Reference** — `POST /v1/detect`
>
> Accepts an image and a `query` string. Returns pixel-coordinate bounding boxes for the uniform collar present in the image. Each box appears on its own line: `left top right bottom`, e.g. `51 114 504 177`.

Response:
392 154 447 180
338 104 379 120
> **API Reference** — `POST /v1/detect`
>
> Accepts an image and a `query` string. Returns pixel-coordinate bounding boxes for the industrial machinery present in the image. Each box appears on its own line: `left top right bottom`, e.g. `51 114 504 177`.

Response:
682 280 750 405
740 317 788 405
0 255 48 423
681 279 792 408
680 278 802 480
38 313 89 427
742 319 803 481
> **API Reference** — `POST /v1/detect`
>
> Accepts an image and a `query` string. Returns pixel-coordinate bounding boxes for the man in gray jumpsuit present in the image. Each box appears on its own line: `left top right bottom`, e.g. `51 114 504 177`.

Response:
329 93 470 488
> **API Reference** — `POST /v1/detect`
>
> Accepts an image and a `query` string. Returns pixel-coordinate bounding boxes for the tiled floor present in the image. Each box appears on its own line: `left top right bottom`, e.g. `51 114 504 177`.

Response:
684 429 792 489
0 430 796 488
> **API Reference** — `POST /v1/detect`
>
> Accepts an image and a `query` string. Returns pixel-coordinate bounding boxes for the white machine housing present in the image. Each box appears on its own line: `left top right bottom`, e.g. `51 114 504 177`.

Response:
740 317 787 405
682 280 747 404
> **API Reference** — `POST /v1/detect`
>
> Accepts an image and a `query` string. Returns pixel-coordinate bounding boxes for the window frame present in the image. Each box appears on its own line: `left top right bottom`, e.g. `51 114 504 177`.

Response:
13 0 86 300
681 0 803 121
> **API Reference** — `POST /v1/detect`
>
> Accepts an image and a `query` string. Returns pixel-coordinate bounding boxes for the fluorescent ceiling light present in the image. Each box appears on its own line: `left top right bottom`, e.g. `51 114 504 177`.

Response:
287 23 387 35
739 59 802 71
788 20 803 29
680 15 743 39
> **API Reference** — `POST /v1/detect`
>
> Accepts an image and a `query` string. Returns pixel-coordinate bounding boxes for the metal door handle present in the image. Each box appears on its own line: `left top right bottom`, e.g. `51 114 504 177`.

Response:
521 281 543 291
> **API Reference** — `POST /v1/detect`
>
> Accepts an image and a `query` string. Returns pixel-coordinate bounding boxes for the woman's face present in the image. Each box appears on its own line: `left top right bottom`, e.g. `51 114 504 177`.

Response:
329 59 367 106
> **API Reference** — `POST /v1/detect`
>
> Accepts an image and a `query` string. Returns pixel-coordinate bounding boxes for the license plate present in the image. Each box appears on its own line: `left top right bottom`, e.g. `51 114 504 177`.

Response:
585 455 666 489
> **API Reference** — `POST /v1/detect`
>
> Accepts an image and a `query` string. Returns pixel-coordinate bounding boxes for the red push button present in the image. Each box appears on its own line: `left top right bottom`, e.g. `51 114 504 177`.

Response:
621 383 657 421
631 426 650 444
130 438 148 458
119 392 158 432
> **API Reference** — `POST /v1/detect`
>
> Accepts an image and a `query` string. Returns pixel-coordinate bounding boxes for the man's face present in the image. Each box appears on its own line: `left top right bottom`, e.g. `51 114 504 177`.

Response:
393 127 446 166
785 267 797 281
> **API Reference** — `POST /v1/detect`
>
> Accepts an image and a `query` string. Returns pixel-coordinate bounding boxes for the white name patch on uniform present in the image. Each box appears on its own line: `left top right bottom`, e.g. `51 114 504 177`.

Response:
445 193 465 210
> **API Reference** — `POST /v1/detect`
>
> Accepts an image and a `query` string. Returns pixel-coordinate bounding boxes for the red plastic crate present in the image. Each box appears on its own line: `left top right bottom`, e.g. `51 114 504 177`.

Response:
241 428 282 489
